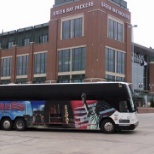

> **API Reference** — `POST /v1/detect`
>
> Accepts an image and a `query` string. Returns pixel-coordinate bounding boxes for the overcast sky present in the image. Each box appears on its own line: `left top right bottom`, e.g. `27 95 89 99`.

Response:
0 0 153 48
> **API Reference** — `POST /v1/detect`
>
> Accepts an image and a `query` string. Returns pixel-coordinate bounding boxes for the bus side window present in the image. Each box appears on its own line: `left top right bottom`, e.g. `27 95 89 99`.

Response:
119 101 129 112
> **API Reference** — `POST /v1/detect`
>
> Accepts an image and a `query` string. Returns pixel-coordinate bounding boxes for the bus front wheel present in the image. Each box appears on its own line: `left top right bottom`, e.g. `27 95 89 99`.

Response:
100 119 115 134
14 118 26 131
1 118 13 130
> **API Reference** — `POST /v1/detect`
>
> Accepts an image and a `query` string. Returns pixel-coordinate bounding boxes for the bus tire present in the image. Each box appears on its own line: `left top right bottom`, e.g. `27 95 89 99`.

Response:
14 118 26 131
100 119 115 134
1 118 13 130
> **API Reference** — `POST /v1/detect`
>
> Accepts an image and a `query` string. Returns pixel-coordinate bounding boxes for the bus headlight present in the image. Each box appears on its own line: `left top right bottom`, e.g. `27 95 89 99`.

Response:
114 115 118 120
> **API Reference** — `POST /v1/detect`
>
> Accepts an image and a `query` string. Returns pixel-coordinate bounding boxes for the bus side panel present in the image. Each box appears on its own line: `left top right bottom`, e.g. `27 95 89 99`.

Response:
42 100 115 130
0 100 116 130
70 100 115 130
43 100 100 129
29 100 116 130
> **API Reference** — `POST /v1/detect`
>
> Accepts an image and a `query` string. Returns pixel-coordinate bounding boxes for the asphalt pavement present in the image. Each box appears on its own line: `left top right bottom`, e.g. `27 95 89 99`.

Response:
0 113 153 154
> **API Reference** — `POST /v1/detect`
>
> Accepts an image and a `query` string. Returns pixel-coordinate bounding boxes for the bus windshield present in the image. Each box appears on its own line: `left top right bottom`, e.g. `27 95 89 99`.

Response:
128 84 136 112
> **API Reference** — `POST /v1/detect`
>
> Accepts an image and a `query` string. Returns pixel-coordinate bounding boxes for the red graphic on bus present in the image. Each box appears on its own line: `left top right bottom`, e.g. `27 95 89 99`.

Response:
0 102 25 111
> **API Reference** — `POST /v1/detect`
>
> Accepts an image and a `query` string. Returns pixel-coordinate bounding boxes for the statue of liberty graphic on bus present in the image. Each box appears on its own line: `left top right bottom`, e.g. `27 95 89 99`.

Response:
71 93 115 129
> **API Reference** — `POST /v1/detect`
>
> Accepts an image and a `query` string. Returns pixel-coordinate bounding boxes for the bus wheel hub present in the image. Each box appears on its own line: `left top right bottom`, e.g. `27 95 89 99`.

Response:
3 121 11 129
104 122 113 131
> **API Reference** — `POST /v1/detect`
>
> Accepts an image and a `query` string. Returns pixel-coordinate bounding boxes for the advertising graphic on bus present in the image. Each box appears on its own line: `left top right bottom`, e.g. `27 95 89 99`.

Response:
0 99 116 128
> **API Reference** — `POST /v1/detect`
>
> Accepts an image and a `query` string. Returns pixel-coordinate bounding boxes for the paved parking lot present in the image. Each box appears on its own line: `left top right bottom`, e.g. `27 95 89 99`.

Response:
0 113 154 154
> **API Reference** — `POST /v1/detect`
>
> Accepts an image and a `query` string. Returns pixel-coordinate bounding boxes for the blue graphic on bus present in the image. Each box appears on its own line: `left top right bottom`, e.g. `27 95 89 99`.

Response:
0 101 46 127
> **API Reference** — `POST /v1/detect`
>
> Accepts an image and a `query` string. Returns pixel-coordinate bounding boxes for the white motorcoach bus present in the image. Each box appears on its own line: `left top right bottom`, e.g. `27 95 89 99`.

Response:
0 82 139 133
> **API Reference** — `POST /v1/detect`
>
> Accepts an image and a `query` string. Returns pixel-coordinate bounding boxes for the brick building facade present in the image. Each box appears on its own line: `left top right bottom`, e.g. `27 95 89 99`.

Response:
50 0 132 83
0 0 154 96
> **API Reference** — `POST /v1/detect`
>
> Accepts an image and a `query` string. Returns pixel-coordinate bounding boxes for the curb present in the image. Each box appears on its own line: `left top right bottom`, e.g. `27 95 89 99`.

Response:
137 107 154 113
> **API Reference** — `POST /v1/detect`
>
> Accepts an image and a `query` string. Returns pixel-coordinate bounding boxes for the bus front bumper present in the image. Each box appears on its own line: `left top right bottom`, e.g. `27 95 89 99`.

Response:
116 121 139 131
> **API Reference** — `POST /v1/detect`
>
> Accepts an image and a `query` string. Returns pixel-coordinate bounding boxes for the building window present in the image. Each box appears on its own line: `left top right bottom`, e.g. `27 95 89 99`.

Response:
34 52 47 74
39 35 48 43
33 77 46 83
1 57 12 77
58 49 70 72
105 47 125 81
105 75 116 81
1 80 11 84
108 18 124 42
58 75 70 83
62 16 83 39
16 55 28 76
72 47 86 71
71 74 85 83
132 53 145 90
58 74 85 83
62 20 71 39
16 78 27 84
116 51 125 74
58 46 86 83
58 47 86 72
116 76 124 81
8 41 14 49
23 38 30 46
0 42 2 49
105 48 115 72
105 75 124 82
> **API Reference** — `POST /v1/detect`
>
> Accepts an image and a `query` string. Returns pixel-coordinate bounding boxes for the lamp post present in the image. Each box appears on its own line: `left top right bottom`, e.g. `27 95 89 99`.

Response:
128 24 138 90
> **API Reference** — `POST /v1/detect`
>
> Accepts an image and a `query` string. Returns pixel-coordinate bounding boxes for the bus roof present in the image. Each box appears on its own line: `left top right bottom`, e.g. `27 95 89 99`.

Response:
0 82 130 100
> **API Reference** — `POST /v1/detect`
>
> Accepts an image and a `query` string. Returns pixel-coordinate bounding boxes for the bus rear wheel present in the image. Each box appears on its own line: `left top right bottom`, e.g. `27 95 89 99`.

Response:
100 119 115 134
14 118 26 131
1 118 13 130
